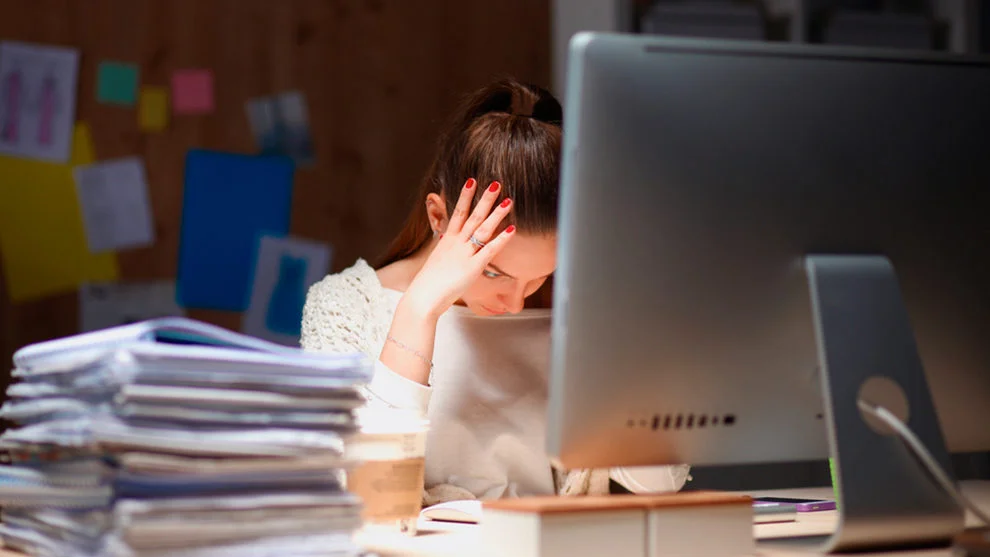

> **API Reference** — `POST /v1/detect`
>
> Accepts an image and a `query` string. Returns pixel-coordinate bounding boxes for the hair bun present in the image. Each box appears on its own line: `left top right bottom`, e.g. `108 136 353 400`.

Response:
470 82 562 126
472 89 515 120
529 94 562 125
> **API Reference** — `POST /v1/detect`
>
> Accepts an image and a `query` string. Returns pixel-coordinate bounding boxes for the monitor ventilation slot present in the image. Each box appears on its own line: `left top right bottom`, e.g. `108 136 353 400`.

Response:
627 413 736 430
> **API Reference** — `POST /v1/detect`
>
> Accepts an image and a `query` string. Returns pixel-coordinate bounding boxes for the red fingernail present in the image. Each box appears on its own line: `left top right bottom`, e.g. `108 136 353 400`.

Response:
488 181 500 193
465 179 475 189
500 198 511 208
505 225 516 234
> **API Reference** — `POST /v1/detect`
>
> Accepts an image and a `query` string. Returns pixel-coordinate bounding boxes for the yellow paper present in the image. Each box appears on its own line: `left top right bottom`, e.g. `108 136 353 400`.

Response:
139 87 169 132
0 156 118 302
71 122 96 166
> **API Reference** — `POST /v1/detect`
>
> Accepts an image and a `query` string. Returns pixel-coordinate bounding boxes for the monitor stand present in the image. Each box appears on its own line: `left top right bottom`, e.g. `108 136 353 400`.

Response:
802 254 964 553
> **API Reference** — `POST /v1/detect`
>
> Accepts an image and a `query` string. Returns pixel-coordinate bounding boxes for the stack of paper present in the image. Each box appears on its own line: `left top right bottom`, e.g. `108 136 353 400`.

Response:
0 317 373 556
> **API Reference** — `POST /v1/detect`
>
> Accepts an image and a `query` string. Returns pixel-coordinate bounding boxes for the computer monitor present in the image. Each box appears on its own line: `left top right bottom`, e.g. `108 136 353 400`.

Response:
547 32 990 552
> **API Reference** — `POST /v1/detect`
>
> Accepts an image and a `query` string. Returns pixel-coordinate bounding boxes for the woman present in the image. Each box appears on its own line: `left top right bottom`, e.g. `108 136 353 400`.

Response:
301 78 690 504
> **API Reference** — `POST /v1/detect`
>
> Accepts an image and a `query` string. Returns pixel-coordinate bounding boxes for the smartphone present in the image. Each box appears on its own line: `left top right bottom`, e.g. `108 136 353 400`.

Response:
753 496 836 512
752 501 797 524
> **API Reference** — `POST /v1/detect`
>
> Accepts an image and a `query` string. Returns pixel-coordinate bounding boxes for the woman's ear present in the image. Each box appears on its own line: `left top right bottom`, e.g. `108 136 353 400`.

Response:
425 193 449 235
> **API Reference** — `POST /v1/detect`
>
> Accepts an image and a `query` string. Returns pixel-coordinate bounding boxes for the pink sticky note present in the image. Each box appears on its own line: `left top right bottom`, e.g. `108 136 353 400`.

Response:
171 69 214 114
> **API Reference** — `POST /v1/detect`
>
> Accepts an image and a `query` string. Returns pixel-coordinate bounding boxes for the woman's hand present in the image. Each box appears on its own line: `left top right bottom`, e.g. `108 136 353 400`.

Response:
403 178 516 319
380 178 515 386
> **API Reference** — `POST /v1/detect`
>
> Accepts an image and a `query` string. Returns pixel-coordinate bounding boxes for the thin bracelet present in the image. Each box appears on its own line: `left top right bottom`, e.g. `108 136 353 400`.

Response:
386 335 434 369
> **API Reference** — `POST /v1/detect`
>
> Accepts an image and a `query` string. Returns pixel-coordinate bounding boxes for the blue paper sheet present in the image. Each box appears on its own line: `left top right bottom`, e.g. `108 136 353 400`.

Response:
176 150 294 311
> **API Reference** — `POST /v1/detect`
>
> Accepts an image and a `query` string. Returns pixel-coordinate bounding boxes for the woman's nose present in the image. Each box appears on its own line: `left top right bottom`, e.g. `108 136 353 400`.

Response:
500 287 527 314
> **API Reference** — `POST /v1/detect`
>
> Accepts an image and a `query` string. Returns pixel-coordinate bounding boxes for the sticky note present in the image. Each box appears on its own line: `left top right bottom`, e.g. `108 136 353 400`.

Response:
176 150 294 310
96 61 139 106
0 156 118 302
138 87 169 132
70 122 96 166
171 69 214 114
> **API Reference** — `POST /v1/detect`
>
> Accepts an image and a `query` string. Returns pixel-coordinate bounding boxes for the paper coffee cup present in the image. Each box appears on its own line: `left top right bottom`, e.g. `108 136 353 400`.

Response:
344 409 428 535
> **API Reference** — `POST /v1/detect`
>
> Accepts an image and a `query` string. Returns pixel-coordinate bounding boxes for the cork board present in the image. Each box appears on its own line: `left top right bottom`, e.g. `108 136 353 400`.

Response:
0 0 550 372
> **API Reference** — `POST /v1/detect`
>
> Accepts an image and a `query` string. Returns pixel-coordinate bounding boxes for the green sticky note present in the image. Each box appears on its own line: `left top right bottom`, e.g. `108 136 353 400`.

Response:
97 61 140 106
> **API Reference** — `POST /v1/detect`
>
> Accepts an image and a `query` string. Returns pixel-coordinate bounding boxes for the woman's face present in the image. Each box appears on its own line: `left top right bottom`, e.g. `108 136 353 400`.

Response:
459 232 557 316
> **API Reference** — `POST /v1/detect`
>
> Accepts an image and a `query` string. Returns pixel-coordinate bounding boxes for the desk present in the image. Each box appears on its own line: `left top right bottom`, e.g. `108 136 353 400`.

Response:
1 481 987 556
356 481 990 556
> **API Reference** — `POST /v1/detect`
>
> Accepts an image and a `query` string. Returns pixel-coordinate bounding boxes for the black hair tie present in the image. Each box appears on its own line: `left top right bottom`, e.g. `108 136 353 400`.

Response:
529 95 563 126
474 84 562 126
474 90 514 120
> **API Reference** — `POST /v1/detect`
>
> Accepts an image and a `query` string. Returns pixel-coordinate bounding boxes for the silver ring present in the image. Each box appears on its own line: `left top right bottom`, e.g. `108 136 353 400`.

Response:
469 235 487 248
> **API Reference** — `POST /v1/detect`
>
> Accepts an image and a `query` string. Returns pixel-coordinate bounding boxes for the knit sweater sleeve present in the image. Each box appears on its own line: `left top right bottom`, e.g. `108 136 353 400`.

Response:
300 260 381 355
300 260 432 416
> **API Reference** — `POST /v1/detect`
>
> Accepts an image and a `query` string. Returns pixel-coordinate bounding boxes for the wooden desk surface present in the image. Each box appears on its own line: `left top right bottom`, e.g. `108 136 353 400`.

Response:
355 480 990 557
2 481 988 556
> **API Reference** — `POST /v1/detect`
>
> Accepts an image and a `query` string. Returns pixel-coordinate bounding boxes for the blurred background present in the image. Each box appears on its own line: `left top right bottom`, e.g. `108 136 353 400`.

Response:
0 0 551 364
2 0 987 367
0 0 986 487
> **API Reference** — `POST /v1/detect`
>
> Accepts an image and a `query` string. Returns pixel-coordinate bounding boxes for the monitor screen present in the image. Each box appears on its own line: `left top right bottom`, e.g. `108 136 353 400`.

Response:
548 33 990 470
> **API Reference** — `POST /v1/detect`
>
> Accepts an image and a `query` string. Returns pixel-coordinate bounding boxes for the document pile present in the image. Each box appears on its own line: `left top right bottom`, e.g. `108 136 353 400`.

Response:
0 317 373 557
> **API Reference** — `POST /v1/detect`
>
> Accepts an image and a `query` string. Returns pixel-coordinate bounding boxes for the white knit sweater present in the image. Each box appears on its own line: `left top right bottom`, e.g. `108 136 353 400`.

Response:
300 259 690 502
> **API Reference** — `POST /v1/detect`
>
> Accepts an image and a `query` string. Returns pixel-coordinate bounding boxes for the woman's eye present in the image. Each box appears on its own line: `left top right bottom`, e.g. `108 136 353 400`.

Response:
482 270 501 279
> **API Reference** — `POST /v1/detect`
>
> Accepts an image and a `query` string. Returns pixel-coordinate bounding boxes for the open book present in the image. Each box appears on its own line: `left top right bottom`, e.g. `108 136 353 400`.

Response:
420 500 483 524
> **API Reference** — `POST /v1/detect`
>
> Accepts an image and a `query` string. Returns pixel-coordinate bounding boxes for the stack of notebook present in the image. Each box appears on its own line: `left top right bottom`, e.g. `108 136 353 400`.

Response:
0 317 372 557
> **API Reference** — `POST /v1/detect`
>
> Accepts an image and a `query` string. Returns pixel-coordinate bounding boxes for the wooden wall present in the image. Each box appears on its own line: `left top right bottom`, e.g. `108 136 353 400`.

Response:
0 0 551 366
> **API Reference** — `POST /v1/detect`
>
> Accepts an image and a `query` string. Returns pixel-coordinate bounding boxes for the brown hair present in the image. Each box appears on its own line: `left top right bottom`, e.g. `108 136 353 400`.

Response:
377 78 563 268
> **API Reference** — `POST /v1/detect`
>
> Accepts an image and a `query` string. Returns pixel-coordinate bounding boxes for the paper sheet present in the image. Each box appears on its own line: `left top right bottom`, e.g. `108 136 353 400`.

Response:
243 235 332 345
246 91 315 166
96 61 139 106
171 69 214 114
73 157 155 253
79 280 184 332
0 41 80 163
139 86 169 132
176 150 294 311
0 156 118 302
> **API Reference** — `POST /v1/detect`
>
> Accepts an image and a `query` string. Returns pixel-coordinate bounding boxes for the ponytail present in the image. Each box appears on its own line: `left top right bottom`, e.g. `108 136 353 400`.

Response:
377 78 562 268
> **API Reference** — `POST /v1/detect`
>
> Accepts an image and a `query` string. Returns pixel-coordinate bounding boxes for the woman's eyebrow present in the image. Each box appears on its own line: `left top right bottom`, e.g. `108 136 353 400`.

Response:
487 263 516 279
488 264 555 280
